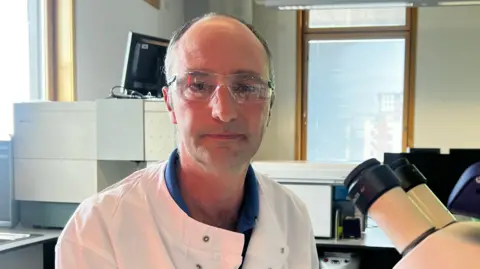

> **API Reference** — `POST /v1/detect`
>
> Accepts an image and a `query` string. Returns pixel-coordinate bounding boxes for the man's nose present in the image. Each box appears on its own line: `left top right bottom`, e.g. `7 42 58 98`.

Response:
210 85 238 123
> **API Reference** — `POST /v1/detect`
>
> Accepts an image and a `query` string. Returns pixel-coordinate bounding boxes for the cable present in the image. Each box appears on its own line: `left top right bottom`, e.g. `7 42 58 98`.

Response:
107 85 163 100
107 86 132 99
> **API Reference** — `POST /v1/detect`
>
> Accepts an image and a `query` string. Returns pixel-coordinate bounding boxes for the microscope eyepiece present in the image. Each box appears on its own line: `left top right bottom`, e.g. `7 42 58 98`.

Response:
344 158 380 190
389 158 410 170
344 158 401 215
389 157 456 229
390 158 427 192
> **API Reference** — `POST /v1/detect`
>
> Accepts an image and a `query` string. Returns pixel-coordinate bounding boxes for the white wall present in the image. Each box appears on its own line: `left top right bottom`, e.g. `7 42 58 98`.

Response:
252 6 298 161
208 0 254 23
184 0 209 21
413 6 480 151
252 5 480 160
75 0 184 100
184 0 253 23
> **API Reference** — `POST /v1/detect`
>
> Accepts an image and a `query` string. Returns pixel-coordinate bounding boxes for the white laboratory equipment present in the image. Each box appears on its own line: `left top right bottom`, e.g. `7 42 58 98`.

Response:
320 252 360 269
252 161 357 239
0 139 18 228
12 99 176 228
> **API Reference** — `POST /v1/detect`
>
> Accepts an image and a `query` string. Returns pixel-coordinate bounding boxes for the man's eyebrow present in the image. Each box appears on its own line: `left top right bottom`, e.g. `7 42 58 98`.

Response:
185 69 211 76
230 70 262 77
185 69 263 77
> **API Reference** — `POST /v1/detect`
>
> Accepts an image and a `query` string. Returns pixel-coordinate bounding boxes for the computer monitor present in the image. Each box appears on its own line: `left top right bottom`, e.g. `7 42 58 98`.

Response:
121 32 169 98
408 148 441 154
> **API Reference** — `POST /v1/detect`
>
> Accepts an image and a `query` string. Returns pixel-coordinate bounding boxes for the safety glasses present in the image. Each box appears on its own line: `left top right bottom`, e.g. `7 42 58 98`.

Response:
167 71 275 104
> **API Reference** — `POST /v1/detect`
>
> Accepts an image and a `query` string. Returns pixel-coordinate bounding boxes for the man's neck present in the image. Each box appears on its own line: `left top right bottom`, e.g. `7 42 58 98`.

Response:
177 151 248 230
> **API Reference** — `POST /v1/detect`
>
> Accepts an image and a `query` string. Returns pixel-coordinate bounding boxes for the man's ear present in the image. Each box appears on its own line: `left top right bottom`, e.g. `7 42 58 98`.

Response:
162 87 177 124
266 110 272 127
266 94 275 127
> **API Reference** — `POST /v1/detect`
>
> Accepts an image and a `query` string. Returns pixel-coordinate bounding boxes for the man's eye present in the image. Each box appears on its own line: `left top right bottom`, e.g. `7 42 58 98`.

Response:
188 82 208 91
233 84 257 93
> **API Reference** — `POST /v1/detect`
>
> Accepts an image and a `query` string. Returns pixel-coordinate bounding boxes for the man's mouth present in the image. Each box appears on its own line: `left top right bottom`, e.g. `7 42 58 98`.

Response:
203 133 245 140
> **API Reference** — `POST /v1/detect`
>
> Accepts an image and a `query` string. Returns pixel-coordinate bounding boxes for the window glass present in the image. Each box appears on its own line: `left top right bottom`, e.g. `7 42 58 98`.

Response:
308 8 407 28
306 38 405 163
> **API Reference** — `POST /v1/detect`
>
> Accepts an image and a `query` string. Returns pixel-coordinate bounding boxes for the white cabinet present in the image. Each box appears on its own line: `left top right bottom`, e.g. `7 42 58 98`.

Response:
13 102 97 160
0 244 43 269
0 140 18 227
13 100 175 203
96 99 144 161
95 99 175 162
143 101 176 161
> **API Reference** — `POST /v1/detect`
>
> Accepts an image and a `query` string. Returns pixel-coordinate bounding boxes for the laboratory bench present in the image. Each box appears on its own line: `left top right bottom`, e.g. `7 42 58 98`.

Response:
315 227 401 269
316 226 394 249
0 226 61 269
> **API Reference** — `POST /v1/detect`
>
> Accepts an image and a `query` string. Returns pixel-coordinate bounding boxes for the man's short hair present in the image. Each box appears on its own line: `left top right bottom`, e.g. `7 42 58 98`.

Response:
163 13 275 88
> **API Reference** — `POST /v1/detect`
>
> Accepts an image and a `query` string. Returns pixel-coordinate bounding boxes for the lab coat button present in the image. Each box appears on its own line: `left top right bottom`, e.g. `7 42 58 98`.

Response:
280 247 285 254
203 235 210 242
196 264 202 269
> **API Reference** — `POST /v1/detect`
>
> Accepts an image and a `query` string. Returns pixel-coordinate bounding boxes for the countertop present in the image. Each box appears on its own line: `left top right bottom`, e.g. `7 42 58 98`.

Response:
316 226 395 249
0 226 61 254
0 225 394 254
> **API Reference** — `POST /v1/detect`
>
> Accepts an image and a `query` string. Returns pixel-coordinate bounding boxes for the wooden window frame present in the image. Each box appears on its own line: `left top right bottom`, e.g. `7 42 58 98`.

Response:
44 0 76 101
295 8 418 161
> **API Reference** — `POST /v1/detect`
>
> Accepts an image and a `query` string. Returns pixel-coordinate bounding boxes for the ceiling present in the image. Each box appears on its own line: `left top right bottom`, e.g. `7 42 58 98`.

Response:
254 0 480 9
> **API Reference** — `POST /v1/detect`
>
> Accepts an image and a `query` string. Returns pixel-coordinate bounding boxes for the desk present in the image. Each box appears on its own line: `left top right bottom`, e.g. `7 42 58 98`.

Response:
0 226 61 269
316 227 395 249
316 227 400 269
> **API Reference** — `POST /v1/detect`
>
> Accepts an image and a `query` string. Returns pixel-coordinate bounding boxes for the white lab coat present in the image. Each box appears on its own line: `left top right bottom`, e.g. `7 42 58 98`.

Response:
55 163 320 269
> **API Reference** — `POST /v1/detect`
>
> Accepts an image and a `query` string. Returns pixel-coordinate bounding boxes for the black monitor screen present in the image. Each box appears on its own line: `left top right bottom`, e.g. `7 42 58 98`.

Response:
121 32 169 98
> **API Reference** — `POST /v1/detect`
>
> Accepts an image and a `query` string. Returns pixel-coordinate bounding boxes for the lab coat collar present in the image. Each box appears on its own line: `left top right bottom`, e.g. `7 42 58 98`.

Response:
241 171 290 268
152 163 244 256
149 163 289 267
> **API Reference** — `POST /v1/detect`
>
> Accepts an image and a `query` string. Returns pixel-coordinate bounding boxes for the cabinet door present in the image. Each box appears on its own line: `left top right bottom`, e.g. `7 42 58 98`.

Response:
144 102 176 162
0 140 15 224
14 159 97 203
0 244 43 269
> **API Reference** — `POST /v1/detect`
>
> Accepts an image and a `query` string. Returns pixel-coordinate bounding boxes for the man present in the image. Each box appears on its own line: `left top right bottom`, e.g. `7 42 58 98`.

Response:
56 13 319 269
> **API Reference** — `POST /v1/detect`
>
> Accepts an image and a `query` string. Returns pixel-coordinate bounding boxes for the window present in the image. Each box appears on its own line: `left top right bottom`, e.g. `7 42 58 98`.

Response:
0 0 46 139
0 0 75 140
308 7 407 28
297 8 416 163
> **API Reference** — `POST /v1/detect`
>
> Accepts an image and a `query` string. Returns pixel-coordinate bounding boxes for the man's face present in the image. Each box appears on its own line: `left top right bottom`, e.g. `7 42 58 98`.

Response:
163 17 272 173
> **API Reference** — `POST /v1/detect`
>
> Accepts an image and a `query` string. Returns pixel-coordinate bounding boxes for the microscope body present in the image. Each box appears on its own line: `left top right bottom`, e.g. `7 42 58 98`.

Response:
394 221 480 269
344 158 480 269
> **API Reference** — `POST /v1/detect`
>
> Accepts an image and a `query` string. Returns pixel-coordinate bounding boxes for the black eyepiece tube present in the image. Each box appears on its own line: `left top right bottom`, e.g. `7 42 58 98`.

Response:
344 158 402 215
389 158 456 229
389 158 427 193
